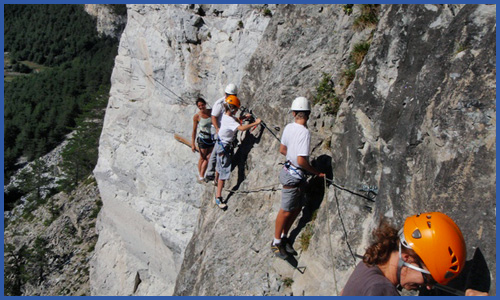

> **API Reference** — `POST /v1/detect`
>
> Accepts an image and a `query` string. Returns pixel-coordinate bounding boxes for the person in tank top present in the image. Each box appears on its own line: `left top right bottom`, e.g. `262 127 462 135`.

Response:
191 98 215 182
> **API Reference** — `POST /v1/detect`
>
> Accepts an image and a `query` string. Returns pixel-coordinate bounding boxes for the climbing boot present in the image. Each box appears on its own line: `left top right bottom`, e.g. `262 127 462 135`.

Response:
281 237 298 256
271 241 289 260
214 197 227 210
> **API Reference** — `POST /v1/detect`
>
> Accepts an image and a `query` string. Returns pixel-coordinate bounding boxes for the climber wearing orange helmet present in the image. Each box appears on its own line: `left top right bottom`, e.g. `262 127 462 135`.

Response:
341 212 488 296
204 83 239 182
213 95 261 209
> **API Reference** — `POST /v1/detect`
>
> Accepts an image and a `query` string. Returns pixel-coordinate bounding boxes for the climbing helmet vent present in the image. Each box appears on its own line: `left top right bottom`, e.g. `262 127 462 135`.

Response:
427 221 431 228
412 229 422 239
447 246 460 273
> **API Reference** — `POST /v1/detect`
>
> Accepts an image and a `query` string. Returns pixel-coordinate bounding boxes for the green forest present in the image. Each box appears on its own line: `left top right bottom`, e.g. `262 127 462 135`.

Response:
4 4 125 208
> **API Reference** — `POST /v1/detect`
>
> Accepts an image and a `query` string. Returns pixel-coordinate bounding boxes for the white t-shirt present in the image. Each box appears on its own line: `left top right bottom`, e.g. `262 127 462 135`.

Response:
211 97 226 128
281 122 310 167
218 114 240 144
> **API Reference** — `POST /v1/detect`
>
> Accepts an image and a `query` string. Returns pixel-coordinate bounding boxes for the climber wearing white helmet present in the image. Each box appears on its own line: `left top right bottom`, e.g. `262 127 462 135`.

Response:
271 97 325 260
203 83 239 182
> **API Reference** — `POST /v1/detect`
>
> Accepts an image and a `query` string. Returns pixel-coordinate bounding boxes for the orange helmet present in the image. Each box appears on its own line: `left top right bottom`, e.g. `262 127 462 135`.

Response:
401 212 466 285
225 95 240 109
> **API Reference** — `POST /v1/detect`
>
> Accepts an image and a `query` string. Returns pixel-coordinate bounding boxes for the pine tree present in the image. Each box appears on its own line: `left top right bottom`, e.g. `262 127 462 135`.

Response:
4 243 30 296
59 92 107 191
16 158 54 203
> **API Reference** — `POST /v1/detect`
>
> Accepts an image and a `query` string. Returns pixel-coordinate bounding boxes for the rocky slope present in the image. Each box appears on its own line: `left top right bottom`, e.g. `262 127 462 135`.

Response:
4 178 101 296
92 4 496 296
3 5 123 296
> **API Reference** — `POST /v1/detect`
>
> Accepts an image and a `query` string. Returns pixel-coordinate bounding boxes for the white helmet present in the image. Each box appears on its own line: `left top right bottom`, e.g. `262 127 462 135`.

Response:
291 97 311 111
225 83 238 95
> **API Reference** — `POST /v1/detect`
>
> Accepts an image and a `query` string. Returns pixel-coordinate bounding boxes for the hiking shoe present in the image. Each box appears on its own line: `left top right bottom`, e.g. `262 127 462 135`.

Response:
214 197 227 209
281 237 298 256
271 241 289 260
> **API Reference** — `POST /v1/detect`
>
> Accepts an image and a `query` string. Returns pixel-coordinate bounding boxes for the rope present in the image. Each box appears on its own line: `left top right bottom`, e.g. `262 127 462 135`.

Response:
121 30 190 106
325 177 376 202
240 106 281 143
324 176 340 295
148 74 189 105
324 176 360 294
330 179 358 265
223 183 281 194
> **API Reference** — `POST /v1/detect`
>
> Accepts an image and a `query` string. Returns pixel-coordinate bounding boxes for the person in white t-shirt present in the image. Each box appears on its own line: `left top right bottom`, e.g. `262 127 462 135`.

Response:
204 83 238 182
213 95 261 209
271 97 325 259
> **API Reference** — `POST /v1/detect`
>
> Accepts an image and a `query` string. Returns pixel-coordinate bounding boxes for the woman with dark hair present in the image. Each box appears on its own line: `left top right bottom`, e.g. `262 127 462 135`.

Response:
191 98 215 182
341 212 488 296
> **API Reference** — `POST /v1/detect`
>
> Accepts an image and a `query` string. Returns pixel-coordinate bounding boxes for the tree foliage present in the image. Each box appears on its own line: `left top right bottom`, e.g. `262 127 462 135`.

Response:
59 90 107 191
4 243 30 296
4 4 118 177
313 73 341 115
4 237 54 296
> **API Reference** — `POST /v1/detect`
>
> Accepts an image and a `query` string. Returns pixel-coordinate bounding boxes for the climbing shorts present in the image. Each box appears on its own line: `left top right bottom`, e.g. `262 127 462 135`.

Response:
215 142 233 180
197 136 215 149
279 168 306 212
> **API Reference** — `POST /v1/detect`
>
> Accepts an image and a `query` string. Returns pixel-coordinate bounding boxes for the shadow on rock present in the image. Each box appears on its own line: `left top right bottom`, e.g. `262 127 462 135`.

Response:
288 154 333 245
225 125 264 203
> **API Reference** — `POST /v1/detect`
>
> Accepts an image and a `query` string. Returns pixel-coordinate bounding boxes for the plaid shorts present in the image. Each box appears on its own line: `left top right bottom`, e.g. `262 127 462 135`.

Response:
215 142 233 180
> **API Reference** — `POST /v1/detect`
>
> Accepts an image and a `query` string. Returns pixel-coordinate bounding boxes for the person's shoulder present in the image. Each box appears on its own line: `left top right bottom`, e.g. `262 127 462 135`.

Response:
359 265 398 296
291 122 310 135
364 282 399 296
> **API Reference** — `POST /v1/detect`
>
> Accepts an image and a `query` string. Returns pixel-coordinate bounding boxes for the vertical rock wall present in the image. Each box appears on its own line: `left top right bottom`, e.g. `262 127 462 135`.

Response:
91 4 272 295
291 4 496 295
92 4 496 296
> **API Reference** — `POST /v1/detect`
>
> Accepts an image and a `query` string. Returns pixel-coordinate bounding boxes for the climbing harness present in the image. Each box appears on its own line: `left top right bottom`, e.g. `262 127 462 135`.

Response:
216 139 234 157
282 160 305 180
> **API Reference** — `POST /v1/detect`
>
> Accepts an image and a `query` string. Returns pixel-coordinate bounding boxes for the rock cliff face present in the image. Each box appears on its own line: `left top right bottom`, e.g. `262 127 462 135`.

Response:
84 4 126 38
92 4 496 296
